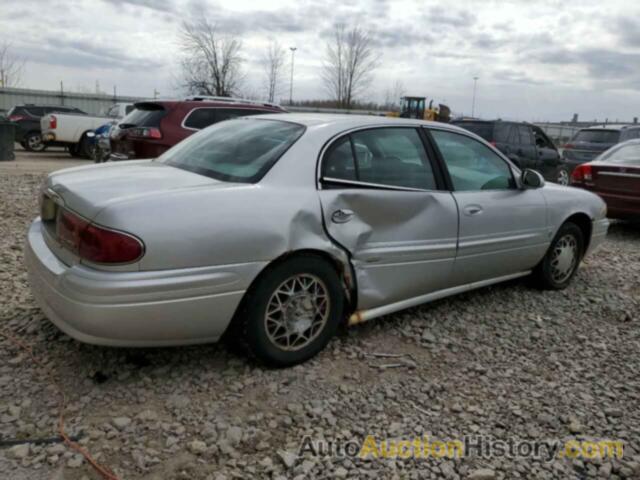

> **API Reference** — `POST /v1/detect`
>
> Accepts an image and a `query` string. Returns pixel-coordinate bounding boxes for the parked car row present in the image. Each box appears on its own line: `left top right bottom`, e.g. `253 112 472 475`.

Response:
40 102 134 158
108 96 286 161
8 104 86 152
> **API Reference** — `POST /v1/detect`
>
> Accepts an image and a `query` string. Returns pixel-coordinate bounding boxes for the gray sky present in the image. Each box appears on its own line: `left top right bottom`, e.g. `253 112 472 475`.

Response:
3 0 640 122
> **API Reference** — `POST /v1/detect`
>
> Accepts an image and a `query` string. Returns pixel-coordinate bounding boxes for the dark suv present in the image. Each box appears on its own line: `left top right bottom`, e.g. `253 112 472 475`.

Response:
451 120 570 185
563 125 640 171
8 104 86 152
109 97 287 160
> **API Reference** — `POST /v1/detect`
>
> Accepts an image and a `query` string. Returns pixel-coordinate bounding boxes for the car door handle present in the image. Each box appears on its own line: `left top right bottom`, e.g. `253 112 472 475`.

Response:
463 205 483 216
331 209 355 224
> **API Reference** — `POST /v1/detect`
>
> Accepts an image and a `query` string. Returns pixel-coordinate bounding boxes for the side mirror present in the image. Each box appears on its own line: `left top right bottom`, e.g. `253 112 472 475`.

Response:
521 169 545 189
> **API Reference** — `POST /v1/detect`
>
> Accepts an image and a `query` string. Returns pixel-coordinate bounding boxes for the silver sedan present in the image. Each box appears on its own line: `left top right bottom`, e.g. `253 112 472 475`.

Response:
25 114 609 366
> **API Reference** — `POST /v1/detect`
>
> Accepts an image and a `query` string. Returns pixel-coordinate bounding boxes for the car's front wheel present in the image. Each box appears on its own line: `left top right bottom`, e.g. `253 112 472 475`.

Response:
239 256 344 367
533 222 584 289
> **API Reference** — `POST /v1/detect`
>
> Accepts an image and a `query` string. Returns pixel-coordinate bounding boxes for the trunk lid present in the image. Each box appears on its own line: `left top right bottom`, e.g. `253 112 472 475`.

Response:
591 162 640 195
45 160 237 220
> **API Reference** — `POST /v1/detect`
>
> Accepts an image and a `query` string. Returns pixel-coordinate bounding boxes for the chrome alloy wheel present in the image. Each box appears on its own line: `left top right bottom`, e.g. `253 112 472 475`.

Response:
28 134 44 151
557 169 570 185
264 274 330 351
550 234 578 283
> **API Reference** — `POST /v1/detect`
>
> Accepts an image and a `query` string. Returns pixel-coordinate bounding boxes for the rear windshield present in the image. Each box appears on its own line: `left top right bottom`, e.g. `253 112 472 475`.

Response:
573 130 620 144
159 119 305 183
599 143 640 165
119 104 166 128
453 122 494 141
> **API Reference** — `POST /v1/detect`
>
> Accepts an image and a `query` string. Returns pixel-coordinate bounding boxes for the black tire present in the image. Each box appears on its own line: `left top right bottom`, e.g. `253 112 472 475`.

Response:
237 256 344 367
24 132 46 152
68 144 82 158
532 222 584 289
78 134 93 159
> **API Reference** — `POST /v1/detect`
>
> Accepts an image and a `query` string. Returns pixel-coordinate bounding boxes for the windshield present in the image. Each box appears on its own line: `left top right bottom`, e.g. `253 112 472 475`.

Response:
159 119 305 183
599 142 640 165
453 122 494 141
573 129 620 144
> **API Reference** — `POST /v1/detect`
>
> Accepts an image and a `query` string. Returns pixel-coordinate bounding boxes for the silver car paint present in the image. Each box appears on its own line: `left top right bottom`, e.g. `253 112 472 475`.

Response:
26 114 609 346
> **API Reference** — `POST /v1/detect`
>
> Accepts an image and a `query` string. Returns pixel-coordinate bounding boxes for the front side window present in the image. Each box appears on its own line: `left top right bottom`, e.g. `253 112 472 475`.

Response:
430 130 515 191
159 119 305 183
600 143 640 165
322 128 437 190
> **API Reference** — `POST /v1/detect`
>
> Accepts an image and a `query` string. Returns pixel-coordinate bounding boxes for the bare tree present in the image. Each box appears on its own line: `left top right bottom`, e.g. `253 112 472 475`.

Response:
179 18 243 97
322 25 380 109
262 40 286 103
0 41 24 88
383 79 406 111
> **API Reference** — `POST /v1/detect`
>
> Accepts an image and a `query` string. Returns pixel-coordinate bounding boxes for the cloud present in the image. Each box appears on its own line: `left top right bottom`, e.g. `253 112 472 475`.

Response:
614 17 640 47
102 0 176 13
424 6 476 28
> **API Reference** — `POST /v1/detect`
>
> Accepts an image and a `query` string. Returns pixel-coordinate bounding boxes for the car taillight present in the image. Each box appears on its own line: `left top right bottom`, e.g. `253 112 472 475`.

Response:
563 143 574 149
129 127 162 139
8 115 25 122
570 164 592 183
489 140 497 147
49 115 57 129
56 209 144 264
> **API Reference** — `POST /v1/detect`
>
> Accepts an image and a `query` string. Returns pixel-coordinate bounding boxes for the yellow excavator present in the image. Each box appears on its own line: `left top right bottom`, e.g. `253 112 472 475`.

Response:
388 96 451 122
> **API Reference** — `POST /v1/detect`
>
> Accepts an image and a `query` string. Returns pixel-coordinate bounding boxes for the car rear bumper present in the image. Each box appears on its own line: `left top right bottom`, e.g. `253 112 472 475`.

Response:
25 219 264 347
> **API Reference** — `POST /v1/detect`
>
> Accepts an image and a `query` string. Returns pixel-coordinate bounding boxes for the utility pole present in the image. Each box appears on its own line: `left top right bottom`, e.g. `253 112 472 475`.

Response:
289 47 297 106
471 76 479 118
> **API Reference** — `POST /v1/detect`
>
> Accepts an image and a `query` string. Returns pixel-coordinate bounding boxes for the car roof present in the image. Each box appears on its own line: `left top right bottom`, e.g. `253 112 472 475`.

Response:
251 113 464 131
135 100 284 111
580 125 639 131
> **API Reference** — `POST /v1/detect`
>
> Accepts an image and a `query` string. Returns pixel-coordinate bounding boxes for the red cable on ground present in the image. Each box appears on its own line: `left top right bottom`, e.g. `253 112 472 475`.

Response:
0 330 121 480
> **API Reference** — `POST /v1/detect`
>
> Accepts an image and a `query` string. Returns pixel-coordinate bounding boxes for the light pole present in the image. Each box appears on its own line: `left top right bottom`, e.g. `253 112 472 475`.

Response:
289 47 297 106
471 76 479 118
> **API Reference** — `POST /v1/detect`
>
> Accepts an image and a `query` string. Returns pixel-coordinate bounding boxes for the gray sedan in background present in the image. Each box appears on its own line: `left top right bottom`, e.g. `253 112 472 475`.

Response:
25 114 609 366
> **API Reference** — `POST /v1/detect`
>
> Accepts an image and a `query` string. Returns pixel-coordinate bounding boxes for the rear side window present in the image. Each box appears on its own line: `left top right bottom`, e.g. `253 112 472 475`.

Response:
183 108 271 130
322 128 437 190
573 130 620 144
453 122 494 141
216 108 270 122
518 126 533 145
120 105 166 128
322 137 357 180
183 108 217 129
25 107 45 117
494 124 514 143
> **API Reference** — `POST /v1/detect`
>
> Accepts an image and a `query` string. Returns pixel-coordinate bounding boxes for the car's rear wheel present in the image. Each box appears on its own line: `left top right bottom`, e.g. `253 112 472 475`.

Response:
24 132 46 152
532 222 584 289
239 256 344 367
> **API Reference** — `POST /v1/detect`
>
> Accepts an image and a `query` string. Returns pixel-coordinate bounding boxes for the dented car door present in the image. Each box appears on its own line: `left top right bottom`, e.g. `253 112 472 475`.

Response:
317 127 459 310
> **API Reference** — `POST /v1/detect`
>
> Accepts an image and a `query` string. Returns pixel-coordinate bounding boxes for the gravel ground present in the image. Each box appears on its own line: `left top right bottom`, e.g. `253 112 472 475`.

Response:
1 153 639 480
